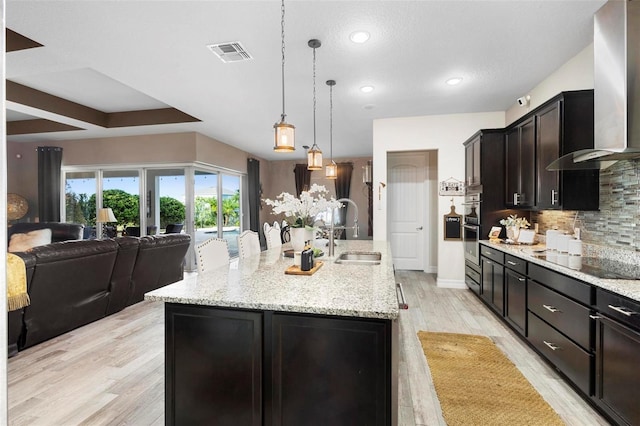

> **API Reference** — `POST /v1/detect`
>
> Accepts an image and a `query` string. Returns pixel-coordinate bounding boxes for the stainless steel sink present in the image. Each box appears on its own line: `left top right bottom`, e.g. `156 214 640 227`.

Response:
334 251 382 265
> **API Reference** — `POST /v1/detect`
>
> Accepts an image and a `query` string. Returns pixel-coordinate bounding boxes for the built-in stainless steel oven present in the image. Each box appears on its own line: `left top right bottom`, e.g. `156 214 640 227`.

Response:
463 193 481 266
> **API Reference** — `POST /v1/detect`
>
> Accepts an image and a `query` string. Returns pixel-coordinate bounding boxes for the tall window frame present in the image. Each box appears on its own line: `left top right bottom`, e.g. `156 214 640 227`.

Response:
62 163 245 271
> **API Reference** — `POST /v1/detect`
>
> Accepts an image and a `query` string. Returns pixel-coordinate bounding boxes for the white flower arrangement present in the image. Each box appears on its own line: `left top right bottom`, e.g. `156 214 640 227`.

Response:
263 184 342 228
499 214 531 229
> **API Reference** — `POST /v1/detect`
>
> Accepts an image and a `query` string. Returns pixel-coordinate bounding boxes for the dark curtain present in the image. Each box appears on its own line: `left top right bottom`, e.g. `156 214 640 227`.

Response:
335 162 354 239
247 158 264 247
293 164 311 196
37 146 63 222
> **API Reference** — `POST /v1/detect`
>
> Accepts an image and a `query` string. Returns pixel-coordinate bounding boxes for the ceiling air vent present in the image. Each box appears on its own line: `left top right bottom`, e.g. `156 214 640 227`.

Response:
207 42 253 63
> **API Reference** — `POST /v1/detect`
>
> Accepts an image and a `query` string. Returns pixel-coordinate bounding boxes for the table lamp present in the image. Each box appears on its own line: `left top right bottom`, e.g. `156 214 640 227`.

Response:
96 207 117 238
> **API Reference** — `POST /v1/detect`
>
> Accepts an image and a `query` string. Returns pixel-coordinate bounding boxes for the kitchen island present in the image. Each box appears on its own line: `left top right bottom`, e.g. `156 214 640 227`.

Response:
145 240 399 426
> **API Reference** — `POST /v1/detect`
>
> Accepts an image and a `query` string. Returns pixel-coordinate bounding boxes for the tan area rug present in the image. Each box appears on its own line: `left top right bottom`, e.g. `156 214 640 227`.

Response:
417 331 564 426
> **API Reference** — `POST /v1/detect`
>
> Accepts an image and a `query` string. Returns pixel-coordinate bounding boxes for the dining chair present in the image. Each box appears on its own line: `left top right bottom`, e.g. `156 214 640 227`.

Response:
263 222 272 236
265 226 283 250
280 224 291 244
237 230 261 259
272 221 281 230
195 237 230 273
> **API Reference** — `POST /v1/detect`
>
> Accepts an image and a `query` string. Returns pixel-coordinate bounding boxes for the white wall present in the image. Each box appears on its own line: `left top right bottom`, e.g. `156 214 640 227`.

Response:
373 112 505 287
505 44 594 125
1 0 8 419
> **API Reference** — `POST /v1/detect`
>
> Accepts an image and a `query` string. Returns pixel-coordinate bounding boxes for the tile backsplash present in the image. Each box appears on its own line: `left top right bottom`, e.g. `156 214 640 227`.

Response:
531 159 640 252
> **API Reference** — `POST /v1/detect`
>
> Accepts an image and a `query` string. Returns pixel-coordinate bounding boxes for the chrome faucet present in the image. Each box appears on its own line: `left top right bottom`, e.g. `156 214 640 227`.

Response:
328 198 359 257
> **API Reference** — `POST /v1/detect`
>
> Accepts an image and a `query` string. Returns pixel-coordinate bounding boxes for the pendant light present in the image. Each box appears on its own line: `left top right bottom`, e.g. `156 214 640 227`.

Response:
325 79 337 179
307 39 323 170
273 0 295 152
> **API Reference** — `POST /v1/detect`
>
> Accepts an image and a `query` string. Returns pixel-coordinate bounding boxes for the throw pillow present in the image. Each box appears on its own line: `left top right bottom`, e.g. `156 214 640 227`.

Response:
8 228 52 252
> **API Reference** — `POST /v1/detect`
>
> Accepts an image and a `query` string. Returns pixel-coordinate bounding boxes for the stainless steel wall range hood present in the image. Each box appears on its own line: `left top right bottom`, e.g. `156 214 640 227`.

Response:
548 0 640 171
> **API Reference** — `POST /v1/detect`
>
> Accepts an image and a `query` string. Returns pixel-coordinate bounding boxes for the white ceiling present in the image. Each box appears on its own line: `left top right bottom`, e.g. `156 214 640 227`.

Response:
6 0 607 161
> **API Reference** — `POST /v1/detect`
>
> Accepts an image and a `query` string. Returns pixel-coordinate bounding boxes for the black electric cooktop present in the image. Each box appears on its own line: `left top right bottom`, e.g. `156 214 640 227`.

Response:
538 253 640 280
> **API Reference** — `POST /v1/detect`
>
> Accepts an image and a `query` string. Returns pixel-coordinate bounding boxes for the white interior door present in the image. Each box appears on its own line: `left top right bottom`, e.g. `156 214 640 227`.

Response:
388 152 427 270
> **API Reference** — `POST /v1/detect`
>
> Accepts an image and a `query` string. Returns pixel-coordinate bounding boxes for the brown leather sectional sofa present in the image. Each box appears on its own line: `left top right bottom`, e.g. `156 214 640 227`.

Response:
7 224 191 356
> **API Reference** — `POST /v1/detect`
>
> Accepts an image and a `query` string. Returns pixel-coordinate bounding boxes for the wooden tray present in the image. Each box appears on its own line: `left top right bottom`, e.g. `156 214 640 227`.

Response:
285 261 324 276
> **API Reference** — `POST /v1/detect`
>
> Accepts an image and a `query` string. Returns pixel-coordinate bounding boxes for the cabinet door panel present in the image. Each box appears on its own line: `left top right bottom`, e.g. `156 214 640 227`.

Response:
595 315 640 426
536 102 561 209
165 304 262 426
271 313 391 425
519 119 536 207
505 127 520 206
505 269 526 335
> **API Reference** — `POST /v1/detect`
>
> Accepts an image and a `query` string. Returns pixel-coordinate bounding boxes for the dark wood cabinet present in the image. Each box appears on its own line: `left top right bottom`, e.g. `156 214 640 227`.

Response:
165 304 263 426
594 290 640 425
594 314 640 426
528 312 593 395
481 247 504 315
505 266 527 335
165 303 397 426
505 118 535 208
465 259 481 295
535 91 599 210
472 245 640 425
463 129 508 236
270 313 393 425
465 134 482 189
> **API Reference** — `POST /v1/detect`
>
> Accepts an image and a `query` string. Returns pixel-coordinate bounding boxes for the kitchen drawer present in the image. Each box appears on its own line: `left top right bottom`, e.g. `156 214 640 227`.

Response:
465 259 480 275
465 274 480 295
528 312 592 395
504 254 526 275
479 246 504 264
529 263 593 305
597 289 640 331
528 280 592 350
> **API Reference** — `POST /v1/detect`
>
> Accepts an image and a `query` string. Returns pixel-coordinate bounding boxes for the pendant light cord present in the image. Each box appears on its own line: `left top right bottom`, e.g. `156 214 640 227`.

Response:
312 46 317 149
280 0 286 120
329 83 333 160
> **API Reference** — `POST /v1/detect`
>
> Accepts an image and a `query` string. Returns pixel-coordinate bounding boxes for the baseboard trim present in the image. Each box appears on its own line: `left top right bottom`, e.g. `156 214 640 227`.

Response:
436 278 467 289
424 266 437 274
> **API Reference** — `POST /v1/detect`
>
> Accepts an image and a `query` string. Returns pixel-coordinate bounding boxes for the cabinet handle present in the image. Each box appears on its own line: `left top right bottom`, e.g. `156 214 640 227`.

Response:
396 283 409 310
607 304 639 317
513 193 519 206
483 251 492 256
589 315 601 320
543 304 560 313
518 277 525 282
551 189 558 205
543 340 560 351
507 261 518 266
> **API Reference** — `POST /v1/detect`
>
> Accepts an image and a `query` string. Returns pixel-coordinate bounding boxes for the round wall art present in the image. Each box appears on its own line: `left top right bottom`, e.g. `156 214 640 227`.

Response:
7 193 29 221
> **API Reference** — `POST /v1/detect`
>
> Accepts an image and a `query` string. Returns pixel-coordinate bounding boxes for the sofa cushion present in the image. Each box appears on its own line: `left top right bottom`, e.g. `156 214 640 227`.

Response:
8 222 84 244
8 229 52 252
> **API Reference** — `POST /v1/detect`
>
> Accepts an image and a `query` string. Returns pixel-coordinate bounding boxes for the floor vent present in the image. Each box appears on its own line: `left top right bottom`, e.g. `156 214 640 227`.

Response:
207 42 253 63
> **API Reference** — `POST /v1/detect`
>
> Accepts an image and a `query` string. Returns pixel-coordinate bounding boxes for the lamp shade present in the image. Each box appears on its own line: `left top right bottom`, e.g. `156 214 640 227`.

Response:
363 161 372 184
307 147 323 170
274 121 295 151
325 161 337 179
96 207 117 223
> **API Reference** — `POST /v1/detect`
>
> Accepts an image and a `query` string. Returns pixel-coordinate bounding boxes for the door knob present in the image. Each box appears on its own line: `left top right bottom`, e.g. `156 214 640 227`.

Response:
416 226 423 230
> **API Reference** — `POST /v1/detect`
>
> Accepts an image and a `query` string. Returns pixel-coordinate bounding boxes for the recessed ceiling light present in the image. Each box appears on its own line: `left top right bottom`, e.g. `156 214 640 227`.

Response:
350 31 370 43
363 104 375 110
360 85 375 93
446 77 463 86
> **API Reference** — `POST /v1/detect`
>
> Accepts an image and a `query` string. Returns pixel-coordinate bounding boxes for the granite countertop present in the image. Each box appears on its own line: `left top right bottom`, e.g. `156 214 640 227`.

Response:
480 240 640 302
145 240 399 320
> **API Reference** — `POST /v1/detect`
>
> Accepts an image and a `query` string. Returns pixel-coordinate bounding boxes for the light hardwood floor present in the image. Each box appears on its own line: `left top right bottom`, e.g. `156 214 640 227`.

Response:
8 272 610 425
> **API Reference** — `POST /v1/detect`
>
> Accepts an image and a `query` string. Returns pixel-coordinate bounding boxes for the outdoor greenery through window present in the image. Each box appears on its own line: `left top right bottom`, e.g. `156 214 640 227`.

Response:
64 167 243 263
